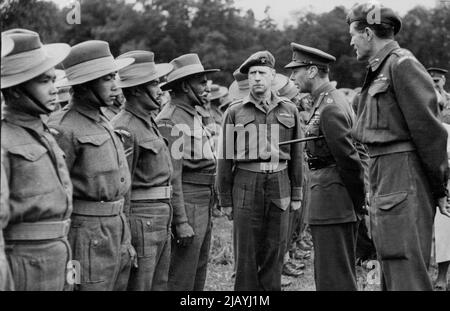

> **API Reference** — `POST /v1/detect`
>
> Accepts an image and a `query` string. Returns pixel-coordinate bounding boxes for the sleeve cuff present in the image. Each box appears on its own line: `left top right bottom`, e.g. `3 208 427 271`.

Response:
291 187 302 201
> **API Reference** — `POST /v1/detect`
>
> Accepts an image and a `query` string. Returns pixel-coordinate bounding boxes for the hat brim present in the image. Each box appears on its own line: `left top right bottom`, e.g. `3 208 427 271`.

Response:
209 86 228 101
1 35 14 58
272 74 288 92
1 43 71 89
57 58 135 87
161 69 220 91
117 63 173 89
284 61 309 69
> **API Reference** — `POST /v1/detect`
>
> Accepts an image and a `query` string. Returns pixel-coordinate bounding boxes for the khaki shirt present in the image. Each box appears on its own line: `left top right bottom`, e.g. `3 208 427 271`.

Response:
48 94 131 202
1 107 73 224
156 95 217 224
353 41 448 199
111 97 179 219
216 92 303 207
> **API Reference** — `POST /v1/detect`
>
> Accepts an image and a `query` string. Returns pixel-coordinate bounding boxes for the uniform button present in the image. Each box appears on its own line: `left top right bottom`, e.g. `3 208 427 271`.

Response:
93 240 99 246
146 221 151 226
30 259 38 267
121 177 125 182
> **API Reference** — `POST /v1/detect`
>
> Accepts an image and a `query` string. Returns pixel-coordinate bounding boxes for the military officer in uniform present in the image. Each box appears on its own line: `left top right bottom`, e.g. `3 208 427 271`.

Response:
48 40 136 291
156 54 219 291
217 51 303 291
1 29 73 290
427 68 450 113
111 50 174 291
286 43 365 290
347 3 450 290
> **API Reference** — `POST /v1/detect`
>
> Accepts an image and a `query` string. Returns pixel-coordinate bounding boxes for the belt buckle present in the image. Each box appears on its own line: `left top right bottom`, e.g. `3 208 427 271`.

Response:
260 162 276 173
165 186 172 198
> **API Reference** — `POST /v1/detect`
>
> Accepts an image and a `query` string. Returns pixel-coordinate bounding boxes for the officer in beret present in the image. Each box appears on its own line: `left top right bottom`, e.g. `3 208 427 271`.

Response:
156 53 219 291
1 29 73 290
347 2 450 290
286 43 365 290
48 40 136 291
427 68 450 111
217 51 303 290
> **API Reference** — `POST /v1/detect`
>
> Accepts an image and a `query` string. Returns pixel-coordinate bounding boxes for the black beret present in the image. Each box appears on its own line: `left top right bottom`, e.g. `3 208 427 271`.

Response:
346 3 402 35
285 42 336 69
427 67 448 78
239 51 275 74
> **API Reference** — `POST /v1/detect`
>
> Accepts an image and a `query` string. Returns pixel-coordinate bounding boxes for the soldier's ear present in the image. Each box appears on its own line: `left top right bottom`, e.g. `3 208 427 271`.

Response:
364 27 374 41
180 81 189 93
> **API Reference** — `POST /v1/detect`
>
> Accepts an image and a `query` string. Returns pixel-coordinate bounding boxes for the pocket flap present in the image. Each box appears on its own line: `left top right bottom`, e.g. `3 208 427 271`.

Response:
138 139 163 154
77 134 110 146
8 144 47 162
368 82 389 96
235 114 255 127
276 114 295 128
374 191 408 211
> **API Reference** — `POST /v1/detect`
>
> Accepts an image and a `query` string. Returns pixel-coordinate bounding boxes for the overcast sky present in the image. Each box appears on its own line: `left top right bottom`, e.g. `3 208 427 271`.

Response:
50 0 440 25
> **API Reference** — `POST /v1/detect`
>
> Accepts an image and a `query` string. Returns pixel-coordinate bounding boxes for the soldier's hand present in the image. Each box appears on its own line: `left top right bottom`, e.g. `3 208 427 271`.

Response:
221 206 233 221
438 196 450 217
175 222 195 247
290 200 301 211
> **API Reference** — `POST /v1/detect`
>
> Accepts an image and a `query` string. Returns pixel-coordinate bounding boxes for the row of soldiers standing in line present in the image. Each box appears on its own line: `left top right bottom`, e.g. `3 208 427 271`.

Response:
1 1 450 291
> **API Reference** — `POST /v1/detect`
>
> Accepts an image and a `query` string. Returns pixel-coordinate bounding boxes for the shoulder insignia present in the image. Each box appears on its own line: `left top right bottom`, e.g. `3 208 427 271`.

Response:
326 98 333 104
116 129 131 138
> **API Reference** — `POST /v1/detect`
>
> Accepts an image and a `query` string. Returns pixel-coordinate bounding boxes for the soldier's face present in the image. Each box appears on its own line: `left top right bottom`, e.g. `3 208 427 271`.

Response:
143 79 163 104
248 66 275 96
91 72 119 106
22 68 58 111
433 77 445 89
290 67 310 93
349 22 372 62
187 74 209 98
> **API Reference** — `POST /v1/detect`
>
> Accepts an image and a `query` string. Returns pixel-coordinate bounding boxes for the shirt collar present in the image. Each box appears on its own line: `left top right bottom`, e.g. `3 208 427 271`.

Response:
171 95 198 116
368 40 400 72
242 91 284 113
71 94 102 122
3 106 46 135
311 81 336 100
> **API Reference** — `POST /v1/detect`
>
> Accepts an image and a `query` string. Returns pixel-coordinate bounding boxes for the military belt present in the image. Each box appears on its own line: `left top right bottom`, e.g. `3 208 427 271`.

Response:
366 141 416 158
72 198 124 216
236 161 288 173
131 186 173 200
182 172 216 185
4 219 71 241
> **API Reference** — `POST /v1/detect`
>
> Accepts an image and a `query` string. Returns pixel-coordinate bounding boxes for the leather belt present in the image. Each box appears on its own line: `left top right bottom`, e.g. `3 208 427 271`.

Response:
366 141 416 158
307 157 336 170
131 186 173 200
72 198 124 216
182 172 216 185
4 219 71 241
237 161 288 173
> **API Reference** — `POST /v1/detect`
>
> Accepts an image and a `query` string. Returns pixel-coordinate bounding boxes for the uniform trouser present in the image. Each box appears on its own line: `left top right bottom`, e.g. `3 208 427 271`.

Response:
233 168 290 291
0 237 14 290
310 222 358 291
69 212 134 291
168 183 213 291
369 151 435 291
5 238 70 291
127 200 171 291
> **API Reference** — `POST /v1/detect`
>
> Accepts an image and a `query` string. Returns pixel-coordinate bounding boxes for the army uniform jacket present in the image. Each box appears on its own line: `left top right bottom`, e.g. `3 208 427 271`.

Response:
1 107 73 225
304 82 365 225
353 41 448 200
216 92 303 208
156 96 216 225
111 97 180 219
48 94 131 203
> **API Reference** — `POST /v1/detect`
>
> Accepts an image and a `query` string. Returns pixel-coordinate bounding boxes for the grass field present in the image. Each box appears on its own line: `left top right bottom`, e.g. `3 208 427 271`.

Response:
204 215 443 291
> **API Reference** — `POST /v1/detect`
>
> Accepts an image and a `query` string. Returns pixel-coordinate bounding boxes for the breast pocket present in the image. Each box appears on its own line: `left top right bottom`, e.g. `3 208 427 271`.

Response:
276 113 295 144
368 82 390 129
77 133 118 176
138 139 168 174
8 144 58 198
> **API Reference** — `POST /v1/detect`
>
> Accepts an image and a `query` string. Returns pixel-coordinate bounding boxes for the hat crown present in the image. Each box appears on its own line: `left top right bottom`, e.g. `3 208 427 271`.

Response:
63 40 112 68
171 53 204 72
118 50 154 64
2 29 42 56
346 2 402 34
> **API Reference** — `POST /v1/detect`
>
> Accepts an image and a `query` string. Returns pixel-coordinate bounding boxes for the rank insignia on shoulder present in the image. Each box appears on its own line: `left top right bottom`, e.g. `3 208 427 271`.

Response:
116 129 131 138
